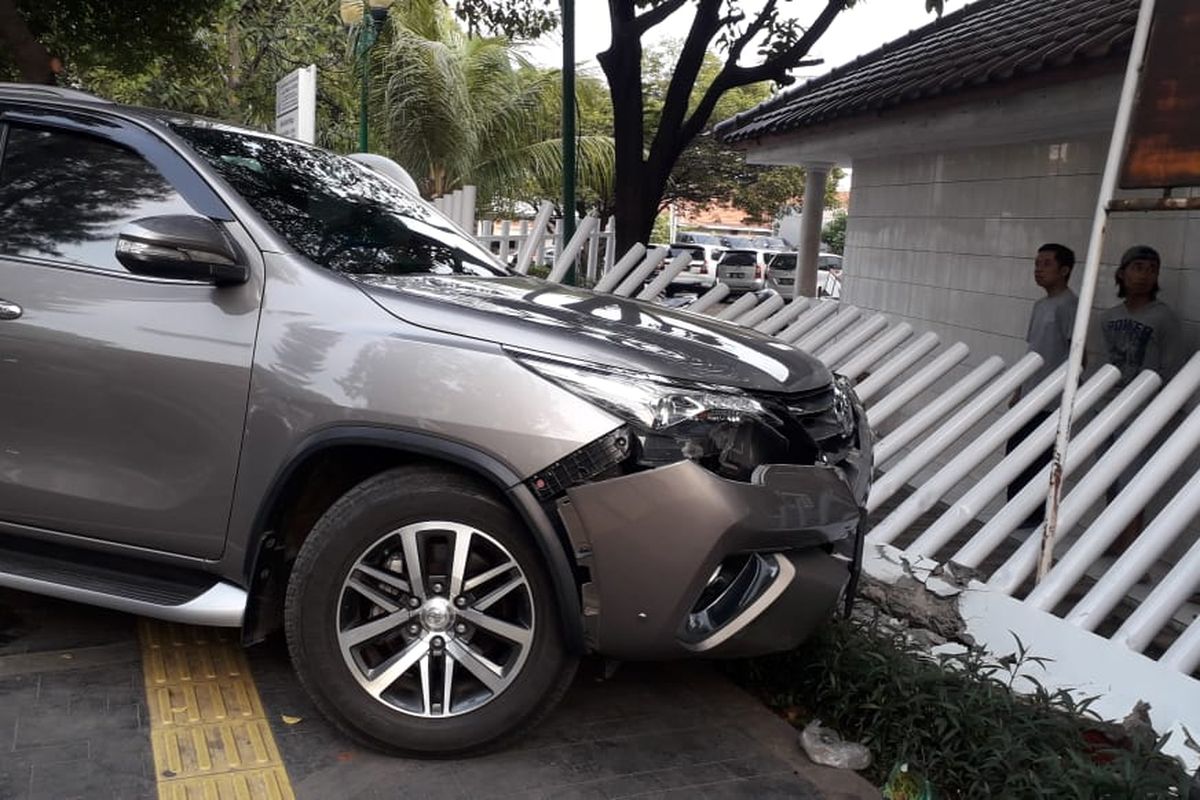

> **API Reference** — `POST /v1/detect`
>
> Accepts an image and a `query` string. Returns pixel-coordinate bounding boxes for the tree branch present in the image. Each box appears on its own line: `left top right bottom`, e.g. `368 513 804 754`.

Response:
725 0 776 66
632 0 689 34
678 0 846 146
644 0 722 179
730 0 847 87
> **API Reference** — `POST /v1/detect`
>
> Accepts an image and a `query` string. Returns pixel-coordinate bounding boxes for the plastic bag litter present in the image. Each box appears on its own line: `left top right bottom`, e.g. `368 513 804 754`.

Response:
799 720 872 771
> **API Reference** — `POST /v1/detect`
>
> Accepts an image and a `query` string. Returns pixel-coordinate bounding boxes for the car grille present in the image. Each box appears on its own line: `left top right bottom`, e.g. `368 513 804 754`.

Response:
755 384 857 466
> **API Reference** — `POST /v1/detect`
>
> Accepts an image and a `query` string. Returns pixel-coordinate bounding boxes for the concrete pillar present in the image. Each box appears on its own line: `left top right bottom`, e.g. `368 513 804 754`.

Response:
795 163 831 299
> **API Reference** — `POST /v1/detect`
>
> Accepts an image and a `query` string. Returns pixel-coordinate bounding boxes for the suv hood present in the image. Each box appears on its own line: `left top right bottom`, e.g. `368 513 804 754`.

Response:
357 275 830 394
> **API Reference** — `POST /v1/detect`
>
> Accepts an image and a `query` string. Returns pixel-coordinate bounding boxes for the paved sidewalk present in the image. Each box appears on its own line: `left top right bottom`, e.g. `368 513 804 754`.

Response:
0 587 879 799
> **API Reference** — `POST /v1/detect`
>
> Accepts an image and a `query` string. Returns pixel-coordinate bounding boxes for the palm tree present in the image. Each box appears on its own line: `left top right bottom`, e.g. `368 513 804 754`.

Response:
378 0 613 213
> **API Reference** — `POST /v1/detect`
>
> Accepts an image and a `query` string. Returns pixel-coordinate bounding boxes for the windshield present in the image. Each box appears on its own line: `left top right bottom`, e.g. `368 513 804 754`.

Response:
770 254 798 270
170 123 507 277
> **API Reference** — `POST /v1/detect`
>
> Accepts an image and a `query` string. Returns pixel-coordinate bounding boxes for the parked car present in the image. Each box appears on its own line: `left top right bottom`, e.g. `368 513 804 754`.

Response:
675 231 722 246
660 242 724 293
716 248 771 293
750 235 790 252
767 252 844 298
0 84 872 756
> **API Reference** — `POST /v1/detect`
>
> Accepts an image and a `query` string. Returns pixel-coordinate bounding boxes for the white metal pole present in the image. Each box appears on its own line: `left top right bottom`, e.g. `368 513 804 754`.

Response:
734 293 785 327
873 363 1073 548
460 185 477 232
593 244 646 294
870 355 1004 463
1038 0 1159 581
776 302 838 343
498 220 512 264
991 355 1200 594
1071 467 1200 634
548 213 600 283
686 283 731 314
613 248 668 297
1027 400 1200 612
900 365 1121 557
853 333 943 403
867 354 1042 513
515 201 555 275
755 298 811 334
817 314 889 369
950 370 1158 570
794 307 862 353
837 323 914 382
715 292 760 321
863 342 969 424
586 223 601 285
1113 515 1200 652
638 252 691 300
1160 618 1200 675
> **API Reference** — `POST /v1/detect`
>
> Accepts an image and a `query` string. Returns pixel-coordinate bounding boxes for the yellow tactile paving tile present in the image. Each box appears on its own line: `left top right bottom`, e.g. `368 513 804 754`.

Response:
156 767 293 800
138 619 295 800
147 680 266 727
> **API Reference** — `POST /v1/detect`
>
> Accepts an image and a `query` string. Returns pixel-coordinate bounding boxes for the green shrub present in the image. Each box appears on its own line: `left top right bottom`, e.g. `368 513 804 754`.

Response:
726 617 1189 799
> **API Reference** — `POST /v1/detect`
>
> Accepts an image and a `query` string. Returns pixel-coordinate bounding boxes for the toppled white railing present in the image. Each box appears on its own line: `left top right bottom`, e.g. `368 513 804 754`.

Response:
531 247 1199 769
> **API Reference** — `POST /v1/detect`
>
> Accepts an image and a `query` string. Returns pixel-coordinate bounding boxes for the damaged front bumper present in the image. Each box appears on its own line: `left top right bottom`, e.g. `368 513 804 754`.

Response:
557 395 872 660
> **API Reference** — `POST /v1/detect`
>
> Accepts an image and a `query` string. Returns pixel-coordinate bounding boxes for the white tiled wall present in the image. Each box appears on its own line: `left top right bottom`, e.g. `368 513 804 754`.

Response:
841 136 1200 552
844 136 1200 360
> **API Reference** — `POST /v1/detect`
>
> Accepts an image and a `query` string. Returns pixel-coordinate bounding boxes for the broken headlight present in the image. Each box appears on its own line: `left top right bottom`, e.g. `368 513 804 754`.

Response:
511 352 790 481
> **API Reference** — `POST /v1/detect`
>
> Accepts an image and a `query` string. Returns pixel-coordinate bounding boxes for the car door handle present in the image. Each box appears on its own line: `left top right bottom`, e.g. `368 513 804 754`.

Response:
0 299 23 320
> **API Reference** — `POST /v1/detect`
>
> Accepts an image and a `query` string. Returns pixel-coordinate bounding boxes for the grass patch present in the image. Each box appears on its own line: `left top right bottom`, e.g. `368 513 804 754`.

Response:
725 616 1191 799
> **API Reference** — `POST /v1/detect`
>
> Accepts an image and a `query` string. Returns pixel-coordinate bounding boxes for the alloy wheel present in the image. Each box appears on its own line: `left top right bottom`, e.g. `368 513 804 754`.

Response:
336 521 535 718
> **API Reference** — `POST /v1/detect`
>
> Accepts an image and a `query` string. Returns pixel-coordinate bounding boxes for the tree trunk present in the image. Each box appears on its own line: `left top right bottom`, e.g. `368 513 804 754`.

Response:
0 0 53 84
599 7 652 256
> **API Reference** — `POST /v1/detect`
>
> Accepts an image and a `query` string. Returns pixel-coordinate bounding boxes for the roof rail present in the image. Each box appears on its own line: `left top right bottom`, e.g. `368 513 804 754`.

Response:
0 83 111 104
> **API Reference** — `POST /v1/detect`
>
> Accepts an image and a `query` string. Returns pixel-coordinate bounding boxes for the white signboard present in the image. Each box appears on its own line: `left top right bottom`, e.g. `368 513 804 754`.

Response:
275 65 317 143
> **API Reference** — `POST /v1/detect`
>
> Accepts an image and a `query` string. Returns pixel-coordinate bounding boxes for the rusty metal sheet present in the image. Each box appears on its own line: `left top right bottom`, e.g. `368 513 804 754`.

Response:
1120 0 1200 189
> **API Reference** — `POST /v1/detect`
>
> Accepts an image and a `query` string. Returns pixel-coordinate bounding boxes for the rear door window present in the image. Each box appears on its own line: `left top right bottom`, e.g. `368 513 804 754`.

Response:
721 251 757 267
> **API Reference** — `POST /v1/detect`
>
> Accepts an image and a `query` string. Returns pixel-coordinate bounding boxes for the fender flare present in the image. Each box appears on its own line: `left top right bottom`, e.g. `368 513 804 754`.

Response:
243 425 585 652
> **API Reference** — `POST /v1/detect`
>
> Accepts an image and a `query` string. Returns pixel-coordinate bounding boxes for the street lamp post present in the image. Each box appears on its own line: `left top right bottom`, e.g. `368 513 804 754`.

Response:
560 0 576 284
340 0 395 152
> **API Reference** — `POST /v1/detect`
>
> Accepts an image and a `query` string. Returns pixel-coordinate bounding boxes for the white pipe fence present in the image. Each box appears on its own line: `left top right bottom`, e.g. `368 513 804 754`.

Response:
468 229 1200 698
638 252 692 301
902 366 1122 558
987 353 1200 595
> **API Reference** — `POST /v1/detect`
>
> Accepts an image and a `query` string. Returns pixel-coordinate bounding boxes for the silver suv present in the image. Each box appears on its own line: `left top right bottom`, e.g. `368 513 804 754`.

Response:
0 85 872 755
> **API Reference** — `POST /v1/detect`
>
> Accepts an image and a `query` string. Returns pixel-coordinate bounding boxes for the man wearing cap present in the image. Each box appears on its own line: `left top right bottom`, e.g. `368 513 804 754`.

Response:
1092 244 1185 551
1096 245 1184 387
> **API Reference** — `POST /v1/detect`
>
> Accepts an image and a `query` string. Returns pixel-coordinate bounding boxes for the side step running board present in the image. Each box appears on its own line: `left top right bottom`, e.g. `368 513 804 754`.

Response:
0 570 246 627
0 537 247 627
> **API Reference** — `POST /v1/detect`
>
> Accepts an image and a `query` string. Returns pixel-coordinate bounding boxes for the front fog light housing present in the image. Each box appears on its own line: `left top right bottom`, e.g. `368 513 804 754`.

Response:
509 351 788 480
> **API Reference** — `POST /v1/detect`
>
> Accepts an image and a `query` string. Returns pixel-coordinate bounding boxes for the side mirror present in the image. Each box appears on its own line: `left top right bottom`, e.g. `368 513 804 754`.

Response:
115 215 249 286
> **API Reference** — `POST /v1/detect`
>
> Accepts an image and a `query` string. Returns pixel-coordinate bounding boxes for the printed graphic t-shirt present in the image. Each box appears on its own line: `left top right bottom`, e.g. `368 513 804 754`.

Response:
1092 300 1185 386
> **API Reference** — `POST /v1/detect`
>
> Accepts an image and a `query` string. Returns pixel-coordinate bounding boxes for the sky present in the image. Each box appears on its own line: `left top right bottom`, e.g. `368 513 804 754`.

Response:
525 1 972 190
528 0 972 77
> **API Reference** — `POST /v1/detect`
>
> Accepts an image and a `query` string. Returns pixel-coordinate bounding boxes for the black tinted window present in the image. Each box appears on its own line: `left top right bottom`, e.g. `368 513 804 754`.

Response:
668 245 703 260
722 251 757 267
771 254 797 270
172 124 505 277
0 125 194 271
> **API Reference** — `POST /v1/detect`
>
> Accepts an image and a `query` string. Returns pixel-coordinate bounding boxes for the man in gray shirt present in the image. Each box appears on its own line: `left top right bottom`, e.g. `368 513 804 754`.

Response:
1090 244 1185 552
1006 243 1078 525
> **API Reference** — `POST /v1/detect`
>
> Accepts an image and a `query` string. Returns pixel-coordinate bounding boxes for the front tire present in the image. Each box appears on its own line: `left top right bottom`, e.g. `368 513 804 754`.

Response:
284 465 576 755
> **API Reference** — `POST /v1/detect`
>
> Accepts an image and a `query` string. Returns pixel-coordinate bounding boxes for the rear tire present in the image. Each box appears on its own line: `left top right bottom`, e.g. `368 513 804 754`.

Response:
284 465 577 755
